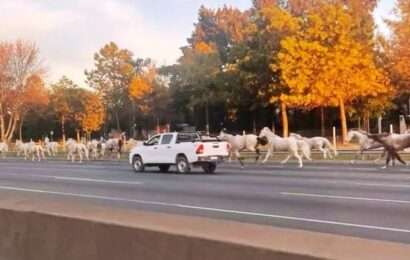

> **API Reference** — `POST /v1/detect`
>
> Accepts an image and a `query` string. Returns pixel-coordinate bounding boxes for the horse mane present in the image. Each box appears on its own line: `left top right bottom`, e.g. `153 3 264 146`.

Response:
366 133 390 148
257 136 269 146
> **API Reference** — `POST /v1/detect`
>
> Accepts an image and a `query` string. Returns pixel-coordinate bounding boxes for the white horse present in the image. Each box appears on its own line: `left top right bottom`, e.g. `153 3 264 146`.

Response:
66 138 89 163
346 130 384 163
15 140 31 160
87 139 106 160
0 142 9 159
44 137 59 157
28 140 46 162
290 133 338 159
259 127 305 168
104 138 124 160
217 130 262 166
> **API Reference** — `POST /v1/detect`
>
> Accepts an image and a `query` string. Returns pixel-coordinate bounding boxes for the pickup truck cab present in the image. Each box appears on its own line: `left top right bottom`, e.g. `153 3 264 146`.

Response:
129 132 229 174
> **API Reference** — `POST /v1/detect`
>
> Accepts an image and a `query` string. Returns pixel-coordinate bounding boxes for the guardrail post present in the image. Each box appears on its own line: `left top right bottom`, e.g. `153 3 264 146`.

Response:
332 126 337 149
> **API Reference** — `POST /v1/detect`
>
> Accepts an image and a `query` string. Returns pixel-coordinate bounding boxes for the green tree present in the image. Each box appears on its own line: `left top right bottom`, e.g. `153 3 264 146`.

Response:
85 42 135 130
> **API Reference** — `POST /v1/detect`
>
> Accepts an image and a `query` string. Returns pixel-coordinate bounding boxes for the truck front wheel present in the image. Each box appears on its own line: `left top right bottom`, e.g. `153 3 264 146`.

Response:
176 156 191 174
132 155 145 173
202 163 216 174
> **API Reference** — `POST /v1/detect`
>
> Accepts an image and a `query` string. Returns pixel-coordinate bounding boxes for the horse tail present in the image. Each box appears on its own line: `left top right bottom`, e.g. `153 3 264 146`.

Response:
118 139 123 154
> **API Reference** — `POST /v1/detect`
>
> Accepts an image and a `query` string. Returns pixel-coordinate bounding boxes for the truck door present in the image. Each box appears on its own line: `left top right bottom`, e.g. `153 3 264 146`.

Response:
143 135 161 164
159 134 175 164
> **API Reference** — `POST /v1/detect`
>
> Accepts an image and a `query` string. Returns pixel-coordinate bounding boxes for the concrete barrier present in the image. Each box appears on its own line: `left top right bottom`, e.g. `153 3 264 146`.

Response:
0 194 409 260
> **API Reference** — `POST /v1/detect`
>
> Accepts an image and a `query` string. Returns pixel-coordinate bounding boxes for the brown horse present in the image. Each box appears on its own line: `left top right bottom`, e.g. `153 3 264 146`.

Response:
367 133 410 168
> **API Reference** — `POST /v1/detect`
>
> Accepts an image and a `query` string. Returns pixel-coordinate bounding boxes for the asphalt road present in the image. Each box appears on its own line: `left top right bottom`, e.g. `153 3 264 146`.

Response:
0 159 410 244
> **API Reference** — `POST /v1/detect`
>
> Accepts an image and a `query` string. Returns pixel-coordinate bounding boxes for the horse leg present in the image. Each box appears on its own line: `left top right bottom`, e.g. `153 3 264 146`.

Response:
280 155 291 165
255 147 261 162
360 149 365 161
262 149 272 164
319 147 327 159
292 151 303 168
382 152 392 169
235 150 244 168
393 150 406 166
303 146 312 161
374 150 385 164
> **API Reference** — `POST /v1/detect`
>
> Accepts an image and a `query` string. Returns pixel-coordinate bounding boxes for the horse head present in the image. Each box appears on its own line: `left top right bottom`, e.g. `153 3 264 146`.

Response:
217 129 230 141
346 130 357 142
259 127 272 138
257 136 269 146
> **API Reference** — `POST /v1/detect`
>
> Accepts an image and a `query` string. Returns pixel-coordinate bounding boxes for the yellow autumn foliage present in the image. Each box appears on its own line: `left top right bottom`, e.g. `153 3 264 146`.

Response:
277 3 392 140
194 41 216 55
80 93 105 134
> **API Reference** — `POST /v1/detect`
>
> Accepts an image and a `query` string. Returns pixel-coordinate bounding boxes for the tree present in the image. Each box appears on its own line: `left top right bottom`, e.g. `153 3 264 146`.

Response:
19 74 49 140
278 3 391 142
85 42 135 130
128 66 155 113
0 40 44 141
79 92 105 137
50 76 79 142
388 0 410 94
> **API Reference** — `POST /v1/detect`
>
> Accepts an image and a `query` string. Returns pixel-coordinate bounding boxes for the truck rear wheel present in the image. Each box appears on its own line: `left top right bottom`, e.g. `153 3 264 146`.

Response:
202 163 216 174
132 155 145 173
176 156 191 174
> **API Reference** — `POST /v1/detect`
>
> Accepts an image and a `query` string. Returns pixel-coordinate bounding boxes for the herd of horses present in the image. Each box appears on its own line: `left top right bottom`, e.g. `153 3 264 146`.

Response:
217 128 410 168
0 128 408 168
0 136 139 163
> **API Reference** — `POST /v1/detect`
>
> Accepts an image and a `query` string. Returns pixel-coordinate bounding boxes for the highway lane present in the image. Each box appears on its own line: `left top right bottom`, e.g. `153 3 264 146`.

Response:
0 160 410 244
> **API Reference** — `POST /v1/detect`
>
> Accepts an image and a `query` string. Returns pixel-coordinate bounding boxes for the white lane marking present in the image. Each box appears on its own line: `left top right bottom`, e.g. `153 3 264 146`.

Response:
0 173 142 185
351 182 410 189
0 185 409 234
281 192 410 204
54 177 143 185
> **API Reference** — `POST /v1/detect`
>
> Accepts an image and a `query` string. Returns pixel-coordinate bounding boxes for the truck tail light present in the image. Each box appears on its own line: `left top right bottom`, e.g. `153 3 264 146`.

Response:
196 144 204 154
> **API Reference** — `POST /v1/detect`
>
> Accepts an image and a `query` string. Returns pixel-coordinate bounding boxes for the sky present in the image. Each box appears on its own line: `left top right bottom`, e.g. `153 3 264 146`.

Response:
0 0 397 85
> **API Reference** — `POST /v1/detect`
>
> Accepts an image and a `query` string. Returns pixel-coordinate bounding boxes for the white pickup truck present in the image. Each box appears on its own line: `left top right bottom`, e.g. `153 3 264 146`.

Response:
129 132 229 174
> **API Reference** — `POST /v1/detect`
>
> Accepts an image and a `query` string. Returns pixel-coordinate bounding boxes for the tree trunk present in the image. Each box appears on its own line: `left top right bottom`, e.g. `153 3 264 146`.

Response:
364 112 370 132
131 102 136 138
5 114 15 139
320 107 325 137
339 99 347 144
5 114 18 142
114 111 121 131
61 115 66 143
281 102 289 137
19 116 25 141
0 106 5 142
76 129 80 143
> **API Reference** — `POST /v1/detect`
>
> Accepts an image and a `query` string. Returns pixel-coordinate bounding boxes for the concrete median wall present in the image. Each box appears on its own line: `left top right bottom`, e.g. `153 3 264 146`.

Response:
0 195 409 260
